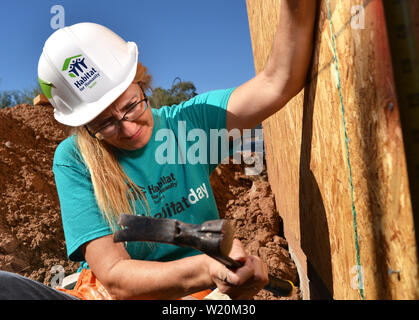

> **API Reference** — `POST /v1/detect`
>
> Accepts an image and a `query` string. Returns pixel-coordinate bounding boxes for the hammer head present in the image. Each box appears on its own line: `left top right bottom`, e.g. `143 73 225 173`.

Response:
113 214 240 268
114 215 295 296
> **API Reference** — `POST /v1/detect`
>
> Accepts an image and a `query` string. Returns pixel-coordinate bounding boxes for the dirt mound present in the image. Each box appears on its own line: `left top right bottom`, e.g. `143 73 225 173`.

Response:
0 104 79 285
0 103 300 299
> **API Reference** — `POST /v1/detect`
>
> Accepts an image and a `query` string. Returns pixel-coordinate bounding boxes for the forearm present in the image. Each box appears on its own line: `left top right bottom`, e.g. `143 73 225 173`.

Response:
226 1 316 131
263 0 317 95
105 254 214 300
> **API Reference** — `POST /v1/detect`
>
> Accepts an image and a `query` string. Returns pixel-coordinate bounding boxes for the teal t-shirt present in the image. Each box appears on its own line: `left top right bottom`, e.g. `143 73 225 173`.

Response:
53 88 236 264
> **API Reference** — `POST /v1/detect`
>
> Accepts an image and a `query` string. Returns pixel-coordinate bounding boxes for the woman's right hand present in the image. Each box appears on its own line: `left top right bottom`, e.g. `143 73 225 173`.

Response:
206 239 269 300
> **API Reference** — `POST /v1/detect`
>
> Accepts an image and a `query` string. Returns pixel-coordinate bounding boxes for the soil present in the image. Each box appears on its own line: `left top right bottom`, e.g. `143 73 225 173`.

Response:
0 104 79 285
0 103 300 300
211 162 301 300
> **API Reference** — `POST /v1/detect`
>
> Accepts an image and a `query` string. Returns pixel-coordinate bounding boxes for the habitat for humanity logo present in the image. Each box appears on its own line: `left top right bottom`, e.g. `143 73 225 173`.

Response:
62 54 100 92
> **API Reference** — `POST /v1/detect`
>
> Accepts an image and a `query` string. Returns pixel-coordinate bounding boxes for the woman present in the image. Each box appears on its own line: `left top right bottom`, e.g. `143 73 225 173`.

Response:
0 1 316 300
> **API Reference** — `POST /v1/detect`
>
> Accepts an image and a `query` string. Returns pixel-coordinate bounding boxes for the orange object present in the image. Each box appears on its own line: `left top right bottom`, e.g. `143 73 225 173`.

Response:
57 268 212 300
57 269 113 300
188 289 213 300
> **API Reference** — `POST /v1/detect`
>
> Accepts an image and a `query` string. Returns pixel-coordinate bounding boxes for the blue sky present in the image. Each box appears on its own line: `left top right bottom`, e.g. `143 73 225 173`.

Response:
0 0 255 95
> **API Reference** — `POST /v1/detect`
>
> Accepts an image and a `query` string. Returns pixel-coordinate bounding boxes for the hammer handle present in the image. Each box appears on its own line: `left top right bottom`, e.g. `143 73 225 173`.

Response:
218 255 294 297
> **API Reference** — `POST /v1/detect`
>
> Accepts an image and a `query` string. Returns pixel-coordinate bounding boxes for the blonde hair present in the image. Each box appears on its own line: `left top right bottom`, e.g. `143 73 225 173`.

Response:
74 63 153 230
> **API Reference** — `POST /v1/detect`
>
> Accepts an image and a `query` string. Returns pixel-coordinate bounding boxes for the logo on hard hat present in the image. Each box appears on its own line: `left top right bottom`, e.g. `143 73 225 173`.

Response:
62 54 101 92
62 54 87 78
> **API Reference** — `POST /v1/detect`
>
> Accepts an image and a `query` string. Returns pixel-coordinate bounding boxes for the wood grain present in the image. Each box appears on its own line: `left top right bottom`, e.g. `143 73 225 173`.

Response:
246 0 419 299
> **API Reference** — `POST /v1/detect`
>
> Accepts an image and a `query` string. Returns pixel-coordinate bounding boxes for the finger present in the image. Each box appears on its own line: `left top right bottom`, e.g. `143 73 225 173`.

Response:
214 257 265 300
247 256 269 289
225 255 255 286
229 239 247 262
215 268 236 285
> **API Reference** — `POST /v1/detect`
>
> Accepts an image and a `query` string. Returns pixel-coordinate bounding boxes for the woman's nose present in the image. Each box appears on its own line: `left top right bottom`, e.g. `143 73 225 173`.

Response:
119 120 139 138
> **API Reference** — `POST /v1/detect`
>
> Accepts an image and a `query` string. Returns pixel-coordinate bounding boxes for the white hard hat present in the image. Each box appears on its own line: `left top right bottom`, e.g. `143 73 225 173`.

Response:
38 22 138 126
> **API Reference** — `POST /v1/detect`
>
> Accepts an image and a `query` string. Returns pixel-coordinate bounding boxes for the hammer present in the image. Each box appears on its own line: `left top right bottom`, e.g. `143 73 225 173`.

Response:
113 214 294 297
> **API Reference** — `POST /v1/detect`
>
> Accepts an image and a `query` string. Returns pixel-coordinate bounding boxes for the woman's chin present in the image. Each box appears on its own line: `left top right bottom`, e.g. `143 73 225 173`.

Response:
117 127 153 150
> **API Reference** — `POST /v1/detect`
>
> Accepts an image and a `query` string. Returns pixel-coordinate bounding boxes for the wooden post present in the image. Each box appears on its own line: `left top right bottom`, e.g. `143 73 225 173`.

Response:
246 0 419 299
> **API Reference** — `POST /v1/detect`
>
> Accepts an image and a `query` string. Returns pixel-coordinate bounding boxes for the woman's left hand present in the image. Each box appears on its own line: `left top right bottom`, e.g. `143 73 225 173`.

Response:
207 239 269 299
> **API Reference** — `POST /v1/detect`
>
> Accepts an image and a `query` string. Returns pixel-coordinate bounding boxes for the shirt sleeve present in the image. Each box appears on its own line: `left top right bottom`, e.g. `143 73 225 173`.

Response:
53 139 113 262
160 87 238 173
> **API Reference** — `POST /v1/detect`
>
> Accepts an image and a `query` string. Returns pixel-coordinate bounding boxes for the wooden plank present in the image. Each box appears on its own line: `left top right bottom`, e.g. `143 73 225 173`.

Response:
33 94 50 106
383 0 419 274
246 0 419 299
